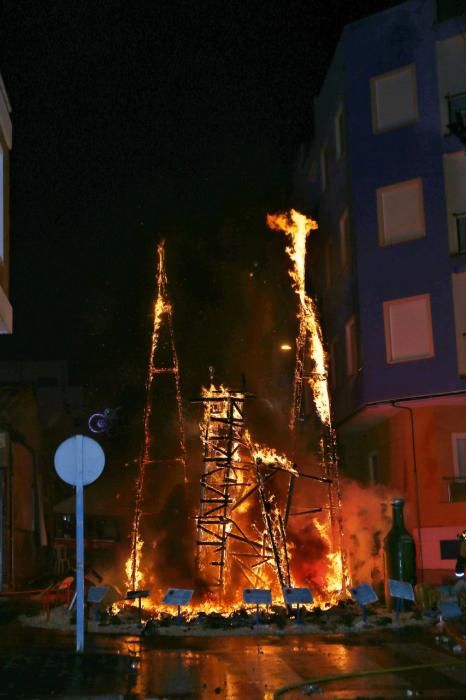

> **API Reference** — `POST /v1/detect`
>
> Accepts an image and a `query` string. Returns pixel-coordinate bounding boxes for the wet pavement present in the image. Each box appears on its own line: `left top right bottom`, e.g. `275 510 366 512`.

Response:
1 623 466 698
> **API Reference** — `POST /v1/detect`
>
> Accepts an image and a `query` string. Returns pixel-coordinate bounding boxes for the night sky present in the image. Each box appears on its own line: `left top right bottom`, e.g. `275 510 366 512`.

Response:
2 1 401 420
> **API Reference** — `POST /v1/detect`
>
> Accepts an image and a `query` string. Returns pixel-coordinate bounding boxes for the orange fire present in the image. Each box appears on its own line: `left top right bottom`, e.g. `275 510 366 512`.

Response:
267 209 348 596
126 241 187 593
266 209 330 428
122 216 350 615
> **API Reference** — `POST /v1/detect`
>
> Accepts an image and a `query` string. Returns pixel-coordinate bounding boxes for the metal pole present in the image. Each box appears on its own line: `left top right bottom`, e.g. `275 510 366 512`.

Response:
75 436 85 653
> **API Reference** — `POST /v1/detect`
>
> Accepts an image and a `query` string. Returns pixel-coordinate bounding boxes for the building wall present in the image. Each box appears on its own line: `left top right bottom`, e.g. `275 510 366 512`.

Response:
297 0 466 578
344 0 466 408
340 403 466 571
301 1 466 424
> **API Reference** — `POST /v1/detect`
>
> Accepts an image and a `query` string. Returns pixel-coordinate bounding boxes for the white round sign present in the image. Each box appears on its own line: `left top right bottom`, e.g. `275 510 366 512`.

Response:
54 434 105 486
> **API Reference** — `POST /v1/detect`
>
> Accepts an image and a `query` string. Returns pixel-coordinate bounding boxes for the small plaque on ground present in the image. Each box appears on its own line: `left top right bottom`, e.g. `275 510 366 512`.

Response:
388 579 415 601
243 588 272 605
163 588 194 606
87 586 110 604
349 583 378 606
282 587 313 605
439 600 462 619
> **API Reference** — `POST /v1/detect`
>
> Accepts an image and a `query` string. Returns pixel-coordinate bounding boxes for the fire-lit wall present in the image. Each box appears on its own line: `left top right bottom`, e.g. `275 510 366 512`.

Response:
340 403 466 572
294 0 466 579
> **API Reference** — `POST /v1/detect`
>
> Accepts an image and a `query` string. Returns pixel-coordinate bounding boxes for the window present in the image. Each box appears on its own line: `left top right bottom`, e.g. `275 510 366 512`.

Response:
335 107 345 160
383 294 434 363
452 272 466 375
339 210 351 268
447 91 466 140
368 451 379 484
440 540 460 560
377 177 425 246
345 317 358 376
371 64 418 132
452 434 466 478
455 213 466 253
436 0 466 23
443 152 466 253
320 144 328 192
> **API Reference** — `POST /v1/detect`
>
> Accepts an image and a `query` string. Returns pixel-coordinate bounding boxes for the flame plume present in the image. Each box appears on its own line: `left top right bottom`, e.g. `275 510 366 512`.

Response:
127 241 187 592
266 209 329 428
267 208 348 593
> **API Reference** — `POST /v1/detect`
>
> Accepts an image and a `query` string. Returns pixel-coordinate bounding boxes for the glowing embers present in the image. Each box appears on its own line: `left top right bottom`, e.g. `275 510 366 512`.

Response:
127 241 187 592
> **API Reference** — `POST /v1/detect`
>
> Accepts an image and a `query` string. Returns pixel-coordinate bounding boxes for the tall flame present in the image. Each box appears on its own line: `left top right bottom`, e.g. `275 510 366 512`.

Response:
267 209 348 595
266 209 330 428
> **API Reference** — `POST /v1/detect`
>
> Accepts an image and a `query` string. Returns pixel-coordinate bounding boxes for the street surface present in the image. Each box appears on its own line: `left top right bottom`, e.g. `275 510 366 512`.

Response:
1 623 466 698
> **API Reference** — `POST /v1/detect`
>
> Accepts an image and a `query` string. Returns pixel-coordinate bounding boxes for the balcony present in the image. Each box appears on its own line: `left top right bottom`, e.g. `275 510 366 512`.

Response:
443 476 466 503
447 92 466 145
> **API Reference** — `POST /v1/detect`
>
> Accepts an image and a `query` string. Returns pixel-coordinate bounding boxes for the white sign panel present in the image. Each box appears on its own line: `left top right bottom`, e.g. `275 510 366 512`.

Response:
163 588 194 606
283 587 313 605
243 588 272 605
350 584 378 606
388 579 415 602
54 435 105 486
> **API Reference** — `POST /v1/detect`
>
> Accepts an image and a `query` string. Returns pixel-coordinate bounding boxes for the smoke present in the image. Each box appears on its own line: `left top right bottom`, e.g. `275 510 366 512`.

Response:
340 479 398 591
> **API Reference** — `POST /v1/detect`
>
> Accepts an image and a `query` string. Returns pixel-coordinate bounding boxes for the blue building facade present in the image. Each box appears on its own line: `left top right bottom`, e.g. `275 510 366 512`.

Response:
295 0 466 578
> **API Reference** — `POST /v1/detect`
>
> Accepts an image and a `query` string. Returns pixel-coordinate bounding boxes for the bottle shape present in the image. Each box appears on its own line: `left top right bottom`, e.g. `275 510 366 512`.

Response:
384 498 416 610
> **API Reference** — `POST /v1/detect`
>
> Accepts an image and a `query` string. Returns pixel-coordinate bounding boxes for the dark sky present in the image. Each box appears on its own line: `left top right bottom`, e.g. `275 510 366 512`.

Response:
1 1 401 412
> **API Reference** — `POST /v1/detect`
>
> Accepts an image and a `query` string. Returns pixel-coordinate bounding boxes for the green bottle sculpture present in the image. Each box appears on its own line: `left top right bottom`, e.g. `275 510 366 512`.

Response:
384 498 416 610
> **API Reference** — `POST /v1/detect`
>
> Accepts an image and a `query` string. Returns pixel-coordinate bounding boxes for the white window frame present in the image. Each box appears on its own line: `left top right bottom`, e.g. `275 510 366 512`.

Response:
345 317 358 377
371 63 418 133
452 433 466 478
377 177 425 246
383 293 434 364
320 143 328 192
334 106 345 160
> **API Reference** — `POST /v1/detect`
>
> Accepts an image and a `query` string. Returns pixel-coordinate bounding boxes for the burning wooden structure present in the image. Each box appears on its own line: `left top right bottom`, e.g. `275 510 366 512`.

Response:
193 384 336 602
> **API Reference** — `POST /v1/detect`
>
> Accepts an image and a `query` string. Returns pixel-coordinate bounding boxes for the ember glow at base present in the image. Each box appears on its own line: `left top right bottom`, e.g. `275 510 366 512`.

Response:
122 210 350 614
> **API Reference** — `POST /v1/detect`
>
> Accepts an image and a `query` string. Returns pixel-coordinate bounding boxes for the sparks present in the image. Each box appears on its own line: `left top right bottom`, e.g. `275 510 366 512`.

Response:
126 241 187 593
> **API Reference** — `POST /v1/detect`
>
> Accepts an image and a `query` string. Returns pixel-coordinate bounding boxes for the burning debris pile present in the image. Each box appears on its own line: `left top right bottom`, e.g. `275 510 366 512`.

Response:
123 210 351 615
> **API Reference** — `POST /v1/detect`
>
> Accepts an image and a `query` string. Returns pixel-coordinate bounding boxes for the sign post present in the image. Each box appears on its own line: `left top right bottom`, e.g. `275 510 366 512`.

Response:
162 588 194 625
349 583 378 624
388 579 415 623
54 435 105 653
282 587 313 624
